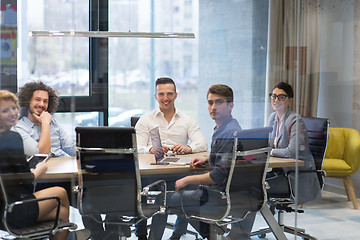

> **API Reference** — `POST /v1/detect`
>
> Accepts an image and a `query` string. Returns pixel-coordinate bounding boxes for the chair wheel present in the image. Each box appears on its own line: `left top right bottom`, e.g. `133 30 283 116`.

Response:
258 233 266 238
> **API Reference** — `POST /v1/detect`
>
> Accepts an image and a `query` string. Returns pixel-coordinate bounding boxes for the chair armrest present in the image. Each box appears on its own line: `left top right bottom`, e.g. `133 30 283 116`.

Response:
141 179 166 196
308 169 327 177
286 169 325 176
4 196 63 236
140 180 167 218
200 186 227 199
7 195 61 215
283 169 326 194
344 130 360 173
73 185 80 193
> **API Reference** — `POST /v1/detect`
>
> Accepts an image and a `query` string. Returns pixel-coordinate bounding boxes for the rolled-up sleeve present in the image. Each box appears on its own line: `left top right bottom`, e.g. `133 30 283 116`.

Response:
14 119 40 156
14 117 76 157
209 138 234 186
58 124 76 157
135 116 152 153
187 117 208 153
209 153 231 186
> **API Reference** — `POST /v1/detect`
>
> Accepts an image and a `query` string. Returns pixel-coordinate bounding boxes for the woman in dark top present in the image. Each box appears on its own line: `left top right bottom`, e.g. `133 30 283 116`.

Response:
0 90 70 240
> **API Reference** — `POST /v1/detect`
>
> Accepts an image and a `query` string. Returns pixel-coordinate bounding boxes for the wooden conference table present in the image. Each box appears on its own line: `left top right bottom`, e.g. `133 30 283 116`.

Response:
39 152 303 180
40 152 302 240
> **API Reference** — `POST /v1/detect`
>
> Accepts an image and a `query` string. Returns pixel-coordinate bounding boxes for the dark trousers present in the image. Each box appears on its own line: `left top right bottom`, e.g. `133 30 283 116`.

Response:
266 169 292 198
149 188 255 239
136 174 187 237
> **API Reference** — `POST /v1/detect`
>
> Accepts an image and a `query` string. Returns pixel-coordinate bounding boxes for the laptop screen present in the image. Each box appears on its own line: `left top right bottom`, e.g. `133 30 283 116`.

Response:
237 126 273 151
149 127 165 162
75 126 135 148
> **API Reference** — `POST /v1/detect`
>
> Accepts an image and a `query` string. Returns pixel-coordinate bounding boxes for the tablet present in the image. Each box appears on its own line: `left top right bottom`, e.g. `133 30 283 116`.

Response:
27 154 50 169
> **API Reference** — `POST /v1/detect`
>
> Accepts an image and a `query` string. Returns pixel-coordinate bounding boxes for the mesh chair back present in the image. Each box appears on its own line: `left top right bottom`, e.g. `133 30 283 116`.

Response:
76 127 143 222
229 157 269 219
76 126 134 148
231 127 272 216
183 127 271 225
302 116 329 187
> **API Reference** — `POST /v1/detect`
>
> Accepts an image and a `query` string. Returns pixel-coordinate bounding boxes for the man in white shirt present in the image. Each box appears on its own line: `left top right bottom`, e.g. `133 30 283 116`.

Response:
135 77 208 240
135 77 207 154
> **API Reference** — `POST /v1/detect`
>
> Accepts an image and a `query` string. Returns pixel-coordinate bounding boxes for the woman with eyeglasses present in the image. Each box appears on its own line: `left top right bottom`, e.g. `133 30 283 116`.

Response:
266 82 321 205
0 90 71 240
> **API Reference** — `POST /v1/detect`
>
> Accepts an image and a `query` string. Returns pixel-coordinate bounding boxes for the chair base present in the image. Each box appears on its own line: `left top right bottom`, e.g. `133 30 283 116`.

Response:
1 221 77 240
251 204 317 240
166 222 199 239
111 225 131 240
250 225 317 240
131 221 200 239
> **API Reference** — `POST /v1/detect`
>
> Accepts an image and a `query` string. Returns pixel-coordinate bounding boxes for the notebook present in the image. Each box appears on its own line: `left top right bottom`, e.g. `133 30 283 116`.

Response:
150 127 193 165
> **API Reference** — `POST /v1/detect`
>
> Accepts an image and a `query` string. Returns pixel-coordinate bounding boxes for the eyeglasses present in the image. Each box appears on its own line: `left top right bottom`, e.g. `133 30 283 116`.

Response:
269 93 288 101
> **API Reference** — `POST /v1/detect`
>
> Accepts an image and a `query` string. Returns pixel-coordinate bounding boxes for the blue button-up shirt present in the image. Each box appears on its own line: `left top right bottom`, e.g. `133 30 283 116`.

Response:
14 116 76 157
209 115 242 187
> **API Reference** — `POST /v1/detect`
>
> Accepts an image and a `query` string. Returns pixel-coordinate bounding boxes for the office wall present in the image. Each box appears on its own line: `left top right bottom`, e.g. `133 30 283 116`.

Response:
0 2 17 87
317 0 360 197
197 0 268 144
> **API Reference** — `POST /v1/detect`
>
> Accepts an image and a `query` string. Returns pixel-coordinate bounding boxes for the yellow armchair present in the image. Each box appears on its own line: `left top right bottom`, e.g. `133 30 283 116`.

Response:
323 128 360 209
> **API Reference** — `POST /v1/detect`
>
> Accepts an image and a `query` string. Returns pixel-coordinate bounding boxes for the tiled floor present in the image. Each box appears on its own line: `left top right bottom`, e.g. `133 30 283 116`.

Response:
2 191 358 240
117 191 360 240
250 191 360 240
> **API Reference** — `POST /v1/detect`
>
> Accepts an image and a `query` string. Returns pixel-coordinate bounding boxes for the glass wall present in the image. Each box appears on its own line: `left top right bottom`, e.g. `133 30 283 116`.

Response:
107 0 269 143
18 0 89 96
108 0 200 126
0 0 359 238
316 0 360 199
18 0 269 142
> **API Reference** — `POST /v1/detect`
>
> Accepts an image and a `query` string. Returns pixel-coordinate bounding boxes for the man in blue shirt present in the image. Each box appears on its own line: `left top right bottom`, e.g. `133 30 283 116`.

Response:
149 84 256 240
15 81 76 157
15 81 111 239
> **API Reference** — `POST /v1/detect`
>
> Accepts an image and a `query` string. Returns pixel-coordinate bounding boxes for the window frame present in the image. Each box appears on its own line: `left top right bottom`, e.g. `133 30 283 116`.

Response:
57 0 109 126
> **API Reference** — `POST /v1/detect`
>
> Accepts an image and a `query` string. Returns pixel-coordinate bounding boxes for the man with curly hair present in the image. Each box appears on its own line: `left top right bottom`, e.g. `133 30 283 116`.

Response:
15 81 76 157
15 81 116 239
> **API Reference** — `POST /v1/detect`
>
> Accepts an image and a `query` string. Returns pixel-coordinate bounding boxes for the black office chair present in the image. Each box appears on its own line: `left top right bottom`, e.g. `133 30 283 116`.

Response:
74 127 166 240
0 173 77 239
130 115 199 239
130 116 140 127
302 116 329 188
177 127 272 239
251 116 329 240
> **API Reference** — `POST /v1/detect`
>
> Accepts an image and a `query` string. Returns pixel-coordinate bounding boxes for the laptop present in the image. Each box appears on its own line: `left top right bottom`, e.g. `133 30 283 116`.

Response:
236 126 272 161
150 127 193 165
236 126 273 151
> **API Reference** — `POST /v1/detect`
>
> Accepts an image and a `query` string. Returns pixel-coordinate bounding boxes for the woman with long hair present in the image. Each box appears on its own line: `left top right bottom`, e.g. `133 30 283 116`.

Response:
0 90 70 240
